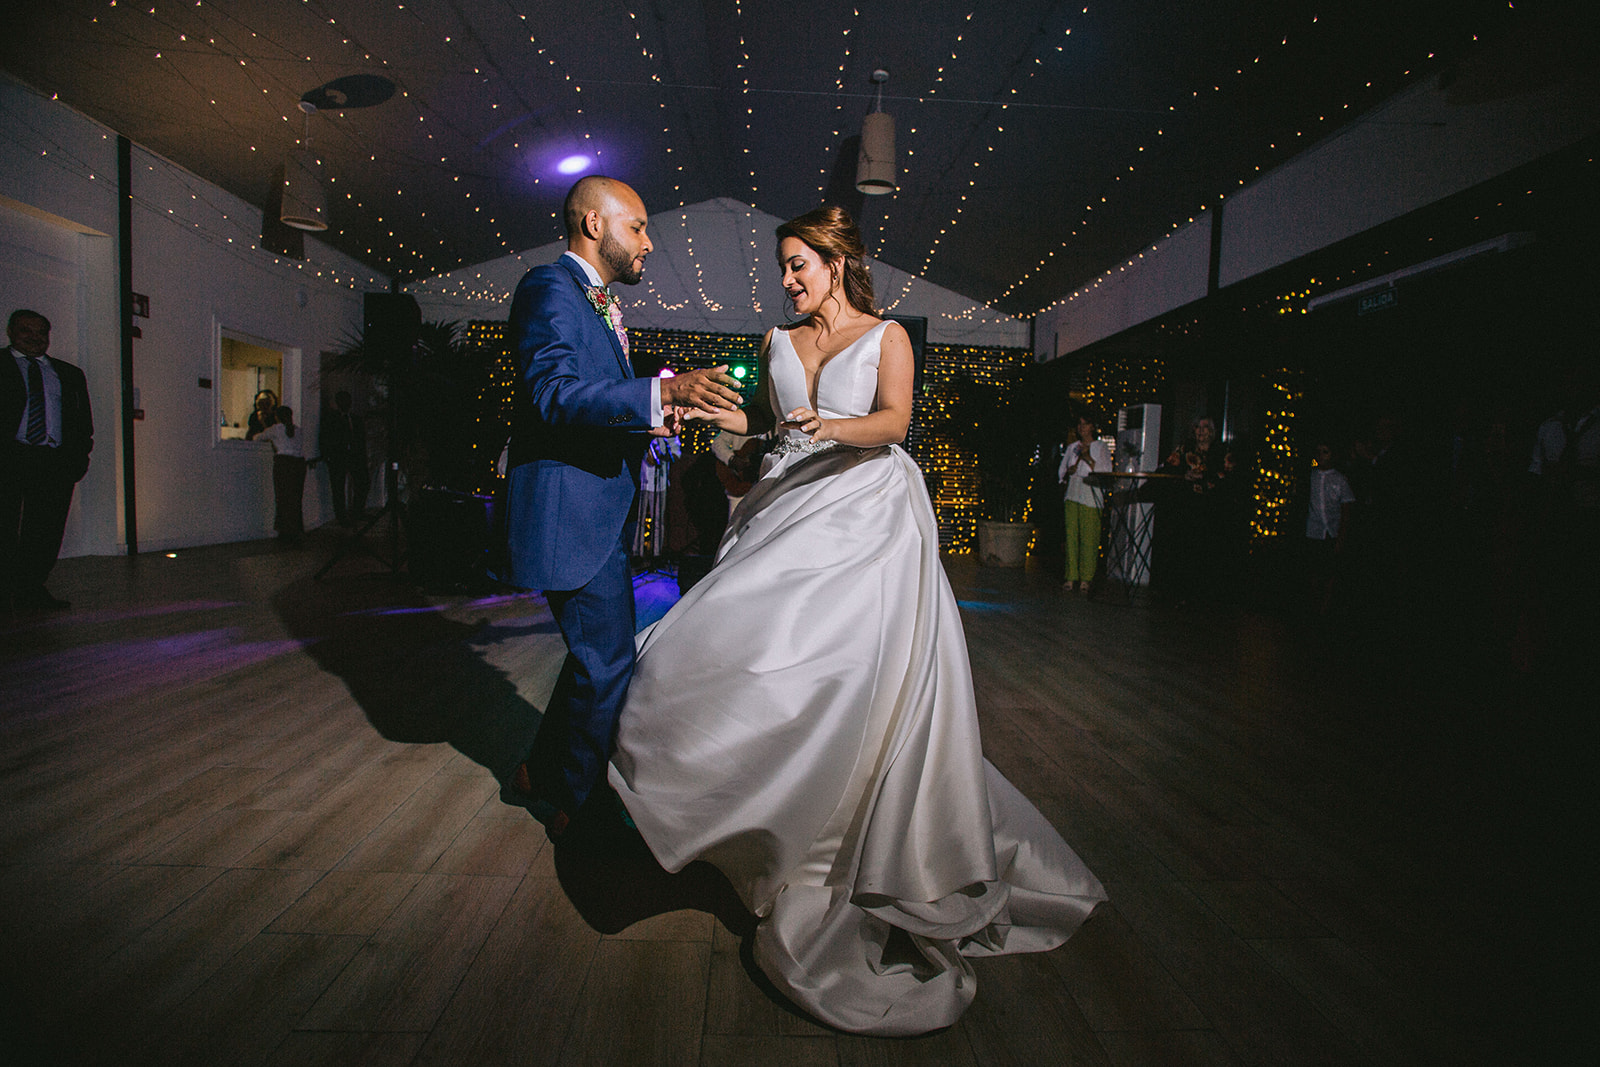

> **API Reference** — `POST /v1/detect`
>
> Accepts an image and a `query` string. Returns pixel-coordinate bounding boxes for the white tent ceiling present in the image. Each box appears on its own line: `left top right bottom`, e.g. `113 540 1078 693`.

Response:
408 197 1029 347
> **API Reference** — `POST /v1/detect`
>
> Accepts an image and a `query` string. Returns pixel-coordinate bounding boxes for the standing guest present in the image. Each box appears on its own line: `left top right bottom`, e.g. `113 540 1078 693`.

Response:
1157 415 1235 603
1165 416 1232 493
244 389 278 439
2 309 93 612
632 431 680 558
1304 441 1356 614
501 174 742 839
711 429 764 514
1058 415 1110 594
259 405 306 543
1346 410 1428 617
1517 361 1600 671
318 389 368 525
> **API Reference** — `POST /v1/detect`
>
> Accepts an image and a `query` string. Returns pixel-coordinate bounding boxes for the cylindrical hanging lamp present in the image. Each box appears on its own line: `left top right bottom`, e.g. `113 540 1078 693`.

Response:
856 70 896 195
281 102 329 232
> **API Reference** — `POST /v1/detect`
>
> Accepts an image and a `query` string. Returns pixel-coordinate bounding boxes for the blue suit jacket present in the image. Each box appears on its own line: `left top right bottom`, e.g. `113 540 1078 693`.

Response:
502 256 654 592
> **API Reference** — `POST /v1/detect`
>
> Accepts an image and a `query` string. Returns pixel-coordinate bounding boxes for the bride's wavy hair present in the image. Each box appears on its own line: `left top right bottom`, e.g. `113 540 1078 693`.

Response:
775 206 876 317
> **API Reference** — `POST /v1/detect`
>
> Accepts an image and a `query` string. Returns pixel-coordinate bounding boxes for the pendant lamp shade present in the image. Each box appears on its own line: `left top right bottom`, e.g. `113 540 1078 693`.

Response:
280 149 328 231
856 111 897 195
280 102 328 232
855 70 896 195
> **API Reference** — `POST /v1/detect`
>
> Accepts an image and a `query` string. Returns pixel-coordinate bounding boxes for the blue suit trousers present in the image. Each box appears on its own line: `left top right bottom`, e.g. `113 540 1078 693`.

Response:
533 534 637 812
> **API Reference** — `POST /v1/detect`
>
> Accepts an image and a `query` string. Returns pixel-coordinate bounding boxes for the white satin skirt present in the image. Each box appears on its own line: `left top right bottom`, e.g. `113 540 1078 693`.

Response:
609 444 1105 1035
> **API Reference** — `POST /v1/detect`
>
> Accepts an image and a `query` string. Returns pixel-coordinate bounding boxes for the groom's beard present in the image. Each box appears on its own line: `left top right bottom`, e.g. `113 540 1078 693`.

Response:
599 230 643 285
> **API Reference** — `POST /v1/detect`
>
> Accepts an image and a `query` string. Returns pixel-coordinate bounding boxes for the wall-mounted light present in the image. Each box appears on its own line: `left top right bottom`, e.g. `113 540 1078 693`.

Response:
280 101 328 232
856 69 896 195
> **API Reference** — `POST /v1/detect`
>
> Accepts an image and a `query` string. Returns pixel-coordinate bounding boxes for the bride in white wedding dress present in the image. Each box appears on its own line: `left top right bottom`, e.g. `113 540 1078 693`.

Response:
608 206 1105 1036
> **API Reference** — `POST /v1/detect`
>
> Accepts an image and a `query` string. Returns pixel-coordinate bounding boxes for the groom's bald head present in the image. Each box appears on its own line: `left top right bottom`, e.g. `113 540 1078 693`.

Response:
564 176 636 241
563 175 651 286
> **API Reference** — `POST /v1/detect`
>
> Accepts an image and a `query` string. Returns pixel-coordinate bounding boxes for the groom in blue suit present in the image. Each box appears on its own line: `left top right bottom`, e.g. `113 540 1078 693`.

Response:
504 176 739 837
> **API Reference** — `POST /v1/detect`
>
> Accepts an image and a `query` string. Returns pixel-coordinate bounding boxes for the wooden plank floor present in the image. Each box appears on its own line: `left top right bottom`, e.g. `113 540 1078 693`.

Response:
1 531 1587 1066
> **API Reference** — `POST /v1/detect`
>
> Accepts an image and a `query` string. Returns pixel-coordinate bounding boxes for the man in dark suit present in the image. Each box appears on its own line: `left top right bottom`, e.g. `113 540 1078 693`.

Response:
318 389 368 525
2 309 93 612
503 175 739 838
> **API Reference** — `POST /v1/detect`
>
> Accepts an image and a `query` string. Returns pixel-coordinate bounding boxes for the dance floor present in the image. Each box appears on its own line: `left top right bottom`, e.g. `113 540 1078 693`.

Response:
0 529 1586 1065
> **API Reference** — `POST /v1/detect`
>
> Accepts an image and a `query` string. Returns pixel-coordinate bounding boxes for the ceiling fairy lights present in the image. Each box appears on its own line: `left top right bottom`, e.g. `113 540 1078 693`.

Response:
1026 5 1514 318
879 11 979 315
33 0 1528 330
10 86 384 292
730 8 764 315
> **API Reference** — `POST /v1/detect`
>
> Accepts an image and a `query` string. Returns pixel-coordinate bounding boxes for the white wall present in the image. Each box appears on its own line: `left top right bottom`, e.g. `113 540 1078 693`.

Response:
1 75 391 554
1036 61 1600 360
1218 72 1600 287
409 197 1028 348
1033 218 1212 362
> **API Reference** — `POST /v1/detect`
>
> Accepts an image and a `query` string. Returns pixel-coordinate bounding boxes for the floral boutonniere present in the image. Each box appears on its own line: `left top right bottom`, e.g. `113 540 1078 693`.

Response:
584 284 624 334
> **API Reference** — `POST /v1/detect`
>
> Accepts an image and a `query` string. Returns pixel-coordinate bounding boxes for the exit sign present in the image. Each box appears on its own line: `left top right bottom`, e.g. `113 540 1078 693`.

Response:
1358 289 1397 315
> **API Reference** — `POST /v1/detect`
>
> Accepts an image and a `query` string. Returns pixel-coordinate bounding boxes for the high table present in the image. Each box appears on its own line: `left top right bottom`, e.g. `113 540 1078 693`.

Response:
1085 471 1182 601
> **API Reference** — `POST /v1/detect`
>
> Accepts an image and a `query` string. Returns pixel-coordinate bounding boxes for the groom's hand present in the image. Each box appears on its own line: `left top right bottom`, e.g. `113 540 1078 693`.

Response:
661 365 742 412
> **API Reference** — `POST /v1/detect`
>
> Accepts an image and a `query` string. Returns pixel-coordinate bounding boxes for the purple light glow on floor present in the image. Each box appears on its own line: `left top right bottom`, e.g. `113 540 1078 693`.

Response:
0 600 247 634
340 605 454 617
0 629 316 720
338 592 540 618
633 571 682 630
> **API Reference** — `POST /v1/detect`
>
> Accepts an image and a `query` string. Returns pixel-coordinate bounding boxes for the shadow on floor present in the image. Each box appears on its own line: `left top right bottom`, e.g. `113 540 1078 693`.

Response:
553 834 754 938
269 546 766 950
269 560 546 785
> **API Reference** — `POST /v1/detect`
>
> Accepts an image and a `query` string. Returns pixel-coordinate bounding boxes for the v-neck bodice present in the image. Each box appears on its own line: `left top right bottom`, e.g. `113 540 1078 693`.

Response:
767 320 889 423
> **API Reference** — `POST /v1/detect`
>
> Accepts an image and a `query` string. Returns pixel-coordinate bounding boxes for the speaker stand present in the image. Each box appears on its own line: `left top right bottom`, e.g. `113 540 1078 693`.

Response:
315 461 406 580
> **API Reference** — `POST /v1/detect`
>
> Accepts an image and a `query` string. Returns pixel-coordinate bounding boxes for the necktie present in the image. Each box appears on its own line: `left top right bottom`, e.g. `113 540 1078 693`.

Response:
613 297 629 358
25 356 47 445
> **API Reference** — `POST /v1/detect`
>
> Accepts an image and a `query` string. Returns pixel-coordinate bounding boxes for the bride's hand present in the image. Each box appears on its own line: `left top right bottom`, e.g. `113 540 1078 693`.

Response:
681 403 732 426
649 406 686 436
781 407 830 441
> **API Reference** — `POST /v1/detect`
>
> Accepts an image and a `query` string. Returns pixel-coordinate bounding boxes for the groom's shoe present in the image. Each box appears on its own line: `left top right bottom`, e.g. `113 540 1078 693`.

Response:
547 808 572 840
506 762 571 840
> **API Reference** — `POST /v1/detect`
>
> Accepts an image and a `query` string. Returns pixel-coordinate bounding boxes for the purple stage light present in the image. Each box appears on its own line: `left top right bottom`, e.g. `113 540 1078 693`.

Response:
556 154 593 175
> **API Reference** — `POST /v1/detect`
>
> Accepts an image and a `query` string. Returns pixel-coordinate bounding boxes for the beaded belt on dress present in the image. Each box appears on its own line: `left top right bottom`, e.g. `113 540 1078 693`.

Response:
770 437 839 457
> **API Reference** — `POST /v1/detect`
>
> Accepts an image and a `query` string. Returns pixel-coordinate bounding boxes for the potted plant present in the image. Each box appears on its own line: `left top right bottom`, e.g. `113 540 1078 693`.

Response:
945 366 1040 567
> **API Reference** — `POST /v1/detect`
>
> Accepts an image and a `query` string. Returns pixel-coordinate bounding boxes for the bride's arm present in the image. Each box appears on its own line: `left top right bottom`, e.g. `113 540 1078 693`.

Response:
783 320 913 447
684 328 778 437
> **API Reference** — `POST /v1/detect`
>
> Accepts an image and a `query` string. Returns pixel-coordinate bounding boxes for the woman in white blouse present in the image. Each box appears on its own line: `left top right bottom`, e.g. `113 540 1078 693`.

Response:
1058 416 1111 594
259 405 306 543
